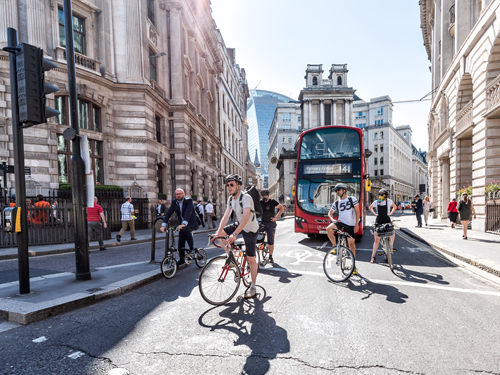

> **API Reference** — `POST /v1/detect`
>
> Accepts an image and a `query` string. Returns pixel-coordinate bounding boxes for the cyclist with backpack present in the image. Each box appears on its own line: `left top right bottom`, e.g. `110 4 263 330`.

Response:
213 174 260 298
368 189 397 263
326 183 360 275
260 189 284 264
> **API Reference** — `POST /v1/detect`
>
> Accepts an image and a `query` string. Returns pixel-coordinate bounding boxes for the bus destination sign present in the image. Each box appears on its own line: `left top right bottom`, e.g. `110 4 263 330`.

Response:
303 163 352 175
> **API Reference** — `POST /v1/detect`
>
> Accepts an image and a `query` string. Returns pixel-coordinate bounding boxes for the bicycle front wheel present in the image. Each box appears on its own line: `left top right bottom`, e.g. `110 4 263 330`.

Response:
199 255 241 305
195 249 207 268
323 246 355 282
383 238 394 272
160 256 177 279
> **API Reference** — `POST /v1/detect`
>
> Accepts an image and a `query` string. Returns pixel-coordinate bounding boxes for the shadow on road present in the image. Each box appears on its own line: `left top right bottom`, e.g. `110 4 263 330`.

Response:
393 265 450 285
342 277 409 304
198 288 290 375
258 263 302 283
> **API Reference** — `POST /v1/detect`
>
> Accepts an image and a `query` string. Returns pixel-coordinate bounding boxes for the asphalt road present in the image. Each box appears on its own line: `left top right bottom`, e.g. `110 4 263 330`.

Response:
1 215 500 375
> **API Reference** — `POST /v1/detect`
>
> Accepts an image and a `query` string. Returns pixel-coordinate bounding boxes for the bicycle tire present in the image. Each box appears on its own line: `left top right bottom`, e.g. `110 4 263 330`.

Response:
323 245 355 282
195 249 207 268
199 255 241 305
258 243 269 267
383 238 394 272
160 255 178 279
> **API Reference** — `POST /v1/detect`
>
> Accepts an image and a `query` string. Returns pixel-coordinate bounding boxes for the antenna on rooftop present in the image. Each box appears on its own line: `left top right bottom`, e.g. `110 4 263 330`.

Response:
254 80 261 90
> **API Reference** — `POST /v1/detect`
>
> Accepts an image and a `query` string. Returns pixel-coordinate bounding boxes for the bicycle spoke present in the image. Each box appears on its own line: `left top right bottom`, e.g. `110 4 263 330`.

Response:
324 246 354 282
199 256 241 305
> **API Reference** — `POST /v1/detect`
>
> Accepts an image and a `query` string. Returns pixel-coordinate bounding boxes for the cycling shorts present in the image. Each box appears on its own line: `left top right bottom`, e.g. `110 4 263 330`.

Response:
223 224 257 257
332 221 355 238
260 222 277 245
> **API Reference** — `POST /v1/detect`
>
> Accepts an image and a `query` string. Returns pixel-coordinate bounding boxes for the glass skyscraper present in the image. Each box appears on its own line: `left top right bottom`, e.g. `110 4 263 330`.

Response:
247 89 295 187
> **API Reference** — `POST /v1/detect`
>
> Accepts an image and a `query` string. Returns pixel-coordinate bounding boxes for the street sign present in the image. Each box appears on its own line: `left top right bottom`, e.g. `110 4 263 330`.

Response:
0 164 31 174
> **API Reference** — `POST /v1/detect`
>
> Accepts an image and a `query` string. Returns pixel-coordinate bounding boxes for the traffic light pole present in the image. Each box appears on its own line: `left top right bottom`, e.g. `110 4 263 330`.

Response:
6 28 30 294
64 0 90 281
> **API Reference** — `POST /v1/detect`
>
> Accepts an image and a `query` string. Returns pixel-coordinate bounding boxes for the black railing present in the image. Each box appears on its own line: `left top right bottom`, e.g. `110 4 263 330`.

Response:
486 199 500 235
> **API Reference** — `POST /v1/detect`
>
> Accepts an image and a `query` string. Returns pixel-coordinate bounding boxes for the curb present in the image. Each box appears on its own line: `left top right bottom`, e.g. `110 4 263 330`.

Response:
0 269 163 325
398 227 500 278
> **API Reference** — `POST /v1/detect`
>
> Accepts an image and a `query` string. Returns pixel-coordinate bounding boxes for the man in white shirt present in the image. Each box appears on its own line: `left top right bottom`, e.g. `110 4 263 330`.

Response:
196 200 205 228
205 200 215 229
214 174 259 299
326 183 360 274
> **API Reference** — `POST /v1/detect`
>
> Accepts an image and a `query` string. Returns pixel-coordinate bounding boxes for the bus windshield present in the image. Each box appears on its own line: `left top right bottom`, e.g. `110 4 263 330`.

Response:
300 127 361 160
297 178 361 216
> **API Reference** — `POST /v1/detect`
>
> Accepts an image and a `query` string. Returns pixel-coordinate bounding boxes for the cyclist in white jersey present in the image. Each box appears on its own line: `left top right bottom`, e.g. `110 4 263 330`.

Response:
326 183 360 274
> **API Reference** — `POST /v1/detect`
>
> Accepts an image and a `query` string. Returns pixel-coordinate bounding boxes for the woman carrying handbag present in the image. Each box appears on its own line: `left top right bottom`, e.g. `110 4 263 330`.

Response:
458 192 476 240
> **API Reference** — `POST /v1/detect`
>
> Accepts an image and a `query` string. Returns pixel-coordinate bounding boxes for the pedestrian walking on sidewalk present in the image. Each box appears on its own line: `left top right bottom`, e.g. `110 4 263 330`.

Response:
412 195 423 227
458 193 476 240
157 199 167 217
205 200 215 229
116 196 136 242
422 196 433 226
447 198 459 228
87 196 108 250
196 200 206 228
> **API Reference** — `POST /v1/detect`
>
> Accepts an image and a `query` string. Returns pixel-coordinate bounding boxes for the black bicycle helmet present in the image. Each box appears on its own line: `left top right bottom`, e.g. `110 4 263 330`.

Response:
379 189 389 197
260 189 270 196
334 183 348 192
225 174 243 185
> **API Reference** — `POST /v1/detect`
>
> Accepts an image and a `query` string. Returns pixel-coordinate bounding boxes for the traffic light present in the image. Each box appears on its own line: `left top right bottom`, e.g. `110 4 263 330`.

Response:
16 43 59 126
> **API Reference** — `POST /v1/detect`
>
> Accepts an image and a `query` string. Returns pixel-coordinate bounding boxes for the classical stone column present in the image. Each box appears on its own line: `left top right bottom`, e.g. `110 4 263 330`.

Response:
344 100 348 126
332 99 337 125
441 158 450 220
188 31 196 105
308 100 312 129
319 99 324 127
0 0 19 48
125 0 143 82
348 99 352 126
169 3 184 102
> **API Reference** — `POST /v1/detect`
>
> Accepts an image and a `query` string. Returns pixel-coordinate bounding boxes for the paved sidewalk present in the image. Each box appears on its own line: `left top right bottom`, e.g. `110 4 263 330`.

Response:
392 212 500 277
0 224 215 329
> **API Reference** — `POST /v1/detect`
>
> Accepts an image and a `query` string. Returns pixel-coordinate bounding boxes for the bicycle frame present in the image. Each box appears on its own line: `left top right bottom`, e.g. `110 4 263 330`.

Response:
210 236 249 283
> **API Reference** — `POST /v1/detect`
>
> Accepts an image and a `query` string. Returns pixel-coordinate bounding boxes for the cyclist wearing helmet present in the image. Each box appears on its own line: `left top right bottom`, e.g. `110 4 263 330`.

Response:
369 189 397 263
214 174 260 299
259 189 284 264
326 183 360 274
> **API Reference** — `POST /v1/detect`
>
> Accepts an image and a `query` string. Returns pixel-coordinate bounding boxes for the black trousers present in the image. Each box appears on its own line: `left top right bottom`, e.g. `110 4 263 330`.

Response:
199 213 205 227
178 225 195 261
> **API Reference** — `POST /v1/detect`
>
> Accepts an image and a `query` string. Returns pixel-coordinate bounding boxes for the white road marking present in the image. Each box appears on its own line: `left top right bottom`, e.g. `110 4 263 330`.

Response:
320 241 329 249
32 336 47 343
261 267 500 296
370 229 374 235
68 351 85 359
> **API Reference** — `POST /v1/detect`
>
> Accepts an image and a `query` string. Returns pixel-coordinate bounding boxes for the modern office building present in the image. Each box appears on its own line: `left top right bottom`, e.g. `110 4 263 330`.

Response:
247 89 295 188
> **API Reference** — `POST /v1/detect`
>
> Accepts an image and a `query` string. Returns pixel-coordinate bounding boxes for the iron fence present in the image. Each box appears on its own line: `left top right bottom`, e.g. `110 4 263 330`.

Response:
486 199 500 235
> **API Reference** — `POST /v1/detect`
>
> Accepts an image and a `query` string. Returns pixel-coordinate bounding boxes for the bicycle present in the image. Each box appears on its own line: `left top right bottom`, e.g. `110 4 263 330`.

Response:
323 228 356 282
256 224 269 267
374 222 395 272
160 226 207 279
199 235 258 305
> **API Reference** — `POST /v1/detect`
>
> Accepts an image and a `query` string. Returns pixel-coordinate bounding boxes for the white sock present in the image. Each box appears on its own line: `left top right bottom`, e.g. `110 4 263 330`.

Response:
251 283 255 288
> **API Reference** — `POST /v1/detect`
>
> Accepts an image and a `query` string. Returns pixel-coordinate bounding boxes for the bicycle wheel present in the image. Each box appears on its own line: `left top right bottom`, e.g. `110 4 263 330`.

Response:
195 248 207 268
383 238 394 272
160 255 177 279
199 255 241 305
323 246 355 282
258 243 269 267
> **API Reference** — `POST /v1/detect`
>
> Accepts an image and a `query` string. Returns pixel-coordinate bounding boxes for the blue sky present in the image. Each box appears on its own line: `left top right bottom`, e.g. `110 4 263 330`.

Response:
210 0 431 151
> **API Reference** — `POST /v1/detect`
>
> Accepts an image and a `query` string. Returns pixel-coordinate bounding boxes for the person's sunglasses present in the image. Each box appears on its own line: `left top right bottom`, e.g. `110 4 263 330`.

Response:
227 182 236 187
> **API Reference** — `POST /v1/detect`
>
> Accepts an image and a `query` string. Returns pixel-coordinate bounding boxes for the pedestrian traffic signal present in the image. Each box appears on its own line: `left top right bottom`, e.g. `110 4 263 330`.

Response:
365 179 372 192
16 43 59 126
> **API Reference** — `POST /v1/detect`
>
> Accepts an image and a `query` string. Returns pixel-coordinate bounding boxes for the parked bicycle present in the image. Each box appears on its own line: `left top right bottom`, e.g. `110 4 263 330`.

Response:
199 235 259 305
374 222 396 272
160 226 207 279
323 228 356 282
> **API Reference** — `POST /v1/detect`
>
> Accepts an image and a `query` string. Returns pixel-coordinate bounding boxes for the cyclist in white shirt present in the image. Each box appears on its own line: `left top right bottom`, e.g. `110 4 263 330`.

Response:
326 183 360 274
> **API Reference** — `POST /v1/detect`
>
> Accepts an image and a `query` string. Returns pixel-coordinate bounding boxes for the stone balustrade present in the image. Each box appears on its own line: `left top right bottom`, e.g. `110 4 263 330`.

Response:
485 74 500 117
150 80 165 98
455 100 473 136
55 46 101 74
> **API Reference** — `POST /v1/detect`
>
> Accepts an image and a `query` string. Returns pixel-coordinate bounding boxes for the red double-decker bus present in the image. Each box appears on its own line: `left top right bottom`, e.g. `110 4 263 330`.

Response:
294 125 365 238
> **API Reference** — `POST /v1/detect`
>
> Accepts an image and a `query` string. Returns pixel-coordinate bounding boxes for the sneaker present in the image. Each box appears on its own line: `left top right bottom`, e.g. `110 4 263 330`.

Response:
131 238 137 241
116 235 121 243
352 267 358 275
99 247 107 251
245 286 256 299
332 248 337 255
269 255 274 263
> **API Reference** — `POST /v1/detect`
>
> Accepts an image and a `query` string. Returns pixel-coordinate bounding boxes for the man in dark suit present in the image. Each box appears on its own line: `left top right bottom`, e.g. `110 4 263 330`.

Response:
160 189 200 265
157 199 167 216
412 194 423 227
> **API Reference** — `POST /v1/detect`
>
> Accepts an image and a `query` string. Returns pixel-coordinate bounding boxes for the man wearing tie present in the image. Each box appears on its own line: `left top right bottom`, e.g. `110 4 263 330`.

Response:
160 189 200 265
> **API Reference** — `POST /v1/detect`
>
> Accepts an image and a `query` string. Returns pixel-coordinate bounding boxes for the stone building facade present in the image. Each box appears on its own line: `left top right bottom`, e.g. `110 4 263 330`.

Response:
0 0 247 212
420 0 500 231
267 101 301 200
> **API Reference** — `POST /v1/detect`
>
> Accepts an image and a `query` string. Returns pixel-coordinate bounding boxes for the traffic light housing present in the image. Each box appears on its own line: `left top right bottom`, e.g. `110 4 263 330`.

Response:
16 43 59 126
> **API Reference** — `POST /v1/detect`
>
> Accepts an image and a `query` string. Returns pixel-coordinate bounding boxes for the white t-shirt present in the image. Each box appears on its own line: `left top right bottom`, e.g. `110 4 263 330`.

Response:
227 193 259 233
371 199 394 213
205 203 214 214
331 196 359 226
197 203 205 215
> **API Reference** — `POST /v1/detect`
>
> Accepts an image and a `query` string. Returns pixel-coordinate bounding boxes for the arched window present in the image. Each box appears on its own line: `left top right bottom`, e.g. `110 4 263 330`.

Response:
312 76 317 85
337 76 342 85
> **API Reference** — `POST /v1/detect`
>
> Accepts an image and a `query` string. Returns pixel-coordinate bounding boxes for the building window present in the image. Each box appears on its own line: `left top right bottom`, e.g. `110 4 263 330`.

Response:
283 113 291 121
374 157 378 165
380 131 384 139
190 128 195 152
374 133 378 140
147 0 155 25
155 115 161 143
288 137 292 143
375 119 383 125
355 111 366 119
57 135 103 185
58 9 85 55
380 145 384 152
312 76 317 85
149 48 157 82
298 115 301 123
169 120 175 148
380 157 384 165
380 169 384 176
283 124 291 130
337 76 342 85
157 164 163 194
376 107 383 116
324 103 331 125
282 137 286 143
374 170 378 176
374 145 378 153
55 96 101 132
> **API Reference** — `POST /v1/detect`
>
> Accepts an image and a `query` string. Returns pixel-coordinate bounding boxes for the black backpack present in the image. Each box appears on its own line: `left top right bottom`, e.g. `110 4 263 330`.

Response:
229 185 263 220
